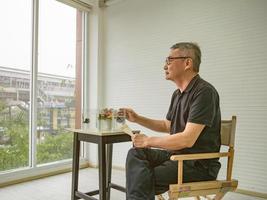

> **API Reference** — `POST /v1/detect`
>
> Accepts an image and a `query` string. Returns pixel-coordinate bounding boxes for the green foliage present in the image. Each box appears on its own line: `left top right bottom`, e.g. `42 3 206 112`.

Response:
0 100 6 112
0 99 74 172
0 120 29 171
37 130 73 164
0 123 73 171
0 127 73 171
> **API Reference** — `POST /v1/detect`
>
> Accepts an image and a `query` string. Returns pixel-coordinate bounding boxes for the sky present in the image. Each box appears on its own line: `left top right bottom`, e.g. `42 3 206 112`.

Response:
0 0 76 78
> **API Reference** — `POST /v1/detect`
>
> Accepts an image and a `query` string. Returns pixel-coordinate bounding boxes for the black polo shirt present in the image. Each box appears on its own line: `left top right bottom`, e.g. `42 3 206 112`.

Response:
166 74 221 177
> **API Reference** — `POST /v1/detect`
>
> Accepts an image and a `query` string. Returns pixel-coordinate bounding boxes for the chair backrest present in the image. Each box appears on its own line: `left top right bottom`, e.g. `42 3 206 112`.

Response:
221 116 237 147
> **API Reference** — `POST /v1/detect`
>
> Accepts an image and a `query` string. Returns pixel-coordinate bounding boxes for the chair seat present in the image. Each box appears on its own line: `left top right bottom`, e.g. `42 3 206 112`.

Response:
169 180 238 199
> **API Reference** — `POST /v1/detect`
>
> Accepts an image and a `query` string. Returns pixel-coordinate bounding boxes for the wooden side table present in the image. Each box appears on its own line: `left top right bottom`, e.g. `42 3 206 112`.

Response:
68 129 131 200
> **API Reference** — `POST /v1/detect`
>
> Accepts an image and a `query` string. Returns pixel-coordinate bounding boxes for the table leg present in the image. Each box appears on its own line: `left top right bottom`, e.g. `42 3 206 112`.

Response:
71 132 80 200
98 138 106 200
106 144 113 200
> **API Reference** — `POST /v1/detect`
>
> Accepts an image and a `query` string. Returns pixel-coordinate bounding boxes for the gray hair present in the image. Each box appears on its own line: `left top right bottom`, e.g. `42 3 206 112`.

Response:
171 42 201 72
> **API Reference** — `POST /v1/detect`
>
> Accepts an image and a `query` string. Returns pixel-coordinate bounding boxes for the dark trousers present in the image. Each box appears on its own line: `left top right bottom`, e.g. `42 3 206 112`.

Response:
126 148 215 200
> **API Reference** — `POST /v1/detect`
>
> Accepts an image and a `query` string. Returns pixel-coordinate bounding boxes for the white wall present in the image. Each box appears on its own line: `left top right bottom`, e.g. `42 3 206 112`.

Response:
91 0 267 194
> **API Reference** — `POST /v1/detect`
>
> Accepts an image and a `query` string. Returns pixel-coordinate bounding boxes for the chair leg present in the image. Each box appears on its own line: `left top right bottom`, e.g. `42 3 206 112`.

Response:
214 192 227 200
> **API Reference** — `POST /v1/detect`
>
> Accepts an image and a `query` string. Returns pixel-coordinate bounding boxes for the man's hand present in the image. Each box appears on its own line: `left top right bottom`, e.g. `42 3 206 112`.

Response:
120 108 139 123
132 133 149 148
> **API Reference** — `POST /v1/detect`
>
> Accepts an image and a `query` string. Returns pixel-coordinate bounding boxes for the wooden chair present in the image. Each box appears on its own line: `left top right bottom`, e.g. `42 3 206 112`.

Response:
157 116 238 200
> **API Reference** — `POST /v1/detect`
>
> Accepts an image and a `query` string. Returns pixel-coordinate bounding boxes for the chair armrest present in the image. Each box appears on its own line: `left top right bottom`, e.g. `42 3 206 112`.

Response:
170 152 230 161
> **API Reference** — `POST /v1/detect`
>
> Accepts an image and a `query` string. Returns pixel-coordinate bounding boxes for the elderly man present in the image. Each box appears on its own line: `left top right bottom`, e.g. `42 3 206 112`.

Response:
124 42 221 200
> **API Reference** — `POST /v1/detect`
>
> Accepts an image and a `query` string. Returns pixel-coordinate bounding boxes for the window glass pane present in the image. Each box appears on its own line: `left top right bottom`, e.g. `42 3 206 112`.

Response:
37 0 80 164
0 1 31 171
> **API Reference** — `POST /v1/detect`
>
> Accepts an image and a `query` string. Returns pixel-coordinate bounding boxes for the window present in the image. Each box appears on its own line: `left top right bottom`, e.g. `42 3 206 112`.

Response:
0 0 88 176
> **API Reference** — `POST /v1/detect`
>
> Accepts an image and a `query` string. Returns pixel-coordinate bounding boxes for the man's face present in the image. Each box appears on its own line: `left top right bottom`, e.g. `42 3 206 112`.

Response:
164 49 189 81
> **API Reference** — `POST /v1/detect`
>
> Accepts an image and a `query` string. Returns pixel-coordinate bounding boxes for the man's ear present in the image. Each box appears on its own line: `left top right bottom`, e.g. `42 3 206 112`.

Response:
184 59 192 70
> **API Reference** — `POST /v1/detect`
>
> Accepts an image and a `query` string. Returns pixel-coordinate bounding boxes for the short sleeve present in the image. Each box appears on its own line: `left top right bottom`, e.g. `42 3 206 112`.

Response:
188 87 219 127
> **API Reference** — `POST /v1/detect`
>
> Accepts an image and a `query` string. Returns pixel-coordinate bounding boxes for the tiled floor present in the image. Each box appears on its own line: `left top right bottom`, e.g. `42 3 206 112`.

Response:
0 168 265 200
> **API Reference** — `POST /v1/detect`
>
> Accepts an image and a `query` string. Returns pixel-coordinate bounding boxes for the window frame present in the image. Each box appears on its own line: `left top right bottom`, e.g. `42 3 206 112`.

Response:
0 0 91 186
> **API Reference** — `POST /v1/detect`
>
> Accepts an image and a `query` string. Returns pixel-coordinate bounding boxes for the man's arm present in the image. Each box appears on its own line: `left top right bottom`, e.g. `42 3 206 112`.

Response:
132 122 205 150
136 115 170 133
123 108 170 133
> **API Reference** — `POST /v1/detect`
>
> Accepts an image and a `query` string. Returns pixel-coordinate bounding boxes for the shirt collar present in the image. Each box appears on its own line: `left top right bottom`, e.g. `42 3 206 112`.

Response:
181 74 200 93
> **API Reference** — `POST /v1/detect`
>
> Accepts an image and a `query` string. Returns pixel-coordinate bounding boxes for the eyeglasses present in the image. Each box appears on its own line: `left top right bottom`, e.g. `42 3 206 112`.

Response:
165 56 191 65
